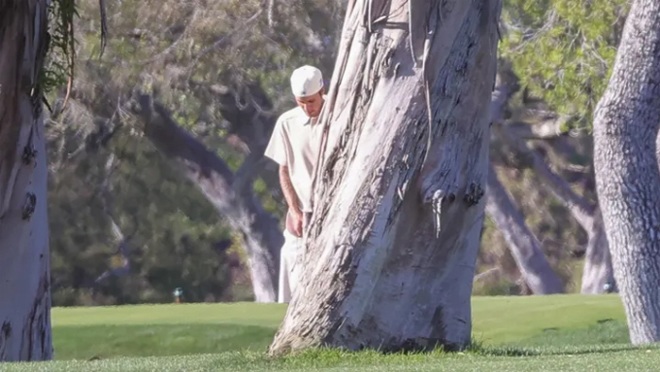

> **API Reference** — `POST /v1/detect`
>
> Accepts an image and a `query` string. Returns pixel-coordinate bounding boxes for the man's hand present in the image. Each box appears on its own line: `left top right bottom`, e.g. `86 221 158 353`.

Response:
286 208 304 237
280 165 304 237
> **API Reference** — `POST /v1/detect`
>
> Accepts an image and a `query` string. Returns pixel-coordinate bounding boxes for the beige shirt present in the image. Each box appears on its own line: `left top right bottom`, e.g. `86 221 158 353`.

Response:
264 106 323 213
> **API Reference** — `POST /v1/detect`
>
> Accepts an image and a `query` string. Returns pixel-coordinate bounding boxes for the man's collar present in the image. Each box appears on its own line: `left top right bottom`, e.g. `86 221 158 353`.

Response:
299 115 318 126
293 107 320 126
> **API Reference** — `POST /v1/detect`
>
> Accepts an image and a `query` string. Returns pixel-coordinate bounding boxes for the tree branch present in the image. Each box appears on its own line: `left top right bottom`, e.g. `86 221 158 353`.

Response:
489 73 514 125
131 93 283 302
485 163 564 294
186 9 263 74
189 78 283 199
95 153 132 285
497 125 596 231
488 67 595 230
234 151 265 196
507 115 573 139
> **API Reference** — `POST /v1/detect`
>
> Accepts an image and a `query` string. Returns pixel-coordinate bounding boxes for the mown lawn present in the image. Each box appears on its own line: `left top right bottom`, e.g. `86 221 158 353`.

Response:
6 294 660 371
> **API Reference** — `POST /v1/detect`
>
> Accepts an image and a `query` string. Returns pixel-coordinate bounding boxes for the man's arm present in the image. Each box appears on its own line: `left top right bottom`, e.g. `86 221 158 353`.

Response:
280 165 304 236
279 165 301 215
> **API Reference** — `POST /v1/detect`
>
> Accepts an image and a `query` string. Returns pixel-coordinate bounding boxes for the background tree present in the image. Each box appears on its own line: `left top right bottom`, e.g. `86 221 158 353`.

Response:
593 0 660 345
46 0 344 303
476 0 629 294
269 0 501 354
38 0 635 307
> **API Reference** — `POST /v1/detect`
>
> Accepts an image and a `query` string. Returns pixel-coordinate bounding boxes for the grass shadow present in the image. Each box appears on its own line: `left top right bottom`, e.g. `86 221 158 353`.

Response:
469 318 658 357
469 343 647 357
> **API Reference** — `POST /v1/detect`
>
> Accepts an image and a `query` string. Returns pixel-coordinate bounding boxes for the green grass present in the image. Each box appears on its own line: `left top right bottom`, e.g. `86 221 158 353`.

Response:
5 294 660 371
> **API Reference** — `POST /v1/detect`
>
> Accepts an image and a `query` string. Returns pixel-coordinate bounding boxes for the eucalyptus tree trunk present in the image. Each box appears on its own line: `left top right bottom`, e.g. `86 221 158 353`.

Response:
269 0 500 355
593 0 660 345
0 0 53 361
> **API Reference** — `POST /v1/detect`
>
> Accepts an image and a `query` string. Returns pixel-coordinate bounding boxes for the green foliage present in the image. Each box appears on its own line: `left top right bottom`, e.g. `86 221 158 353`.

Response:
45 0 345 305
48 130 237 306
500 0 629 128
73 0 341 123
42 0 77 97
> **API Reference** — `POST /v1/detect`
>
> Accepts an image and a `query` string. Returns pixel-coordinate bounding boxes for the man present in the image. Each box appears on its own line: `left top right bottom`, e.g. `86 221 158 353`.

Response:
264 65 326 303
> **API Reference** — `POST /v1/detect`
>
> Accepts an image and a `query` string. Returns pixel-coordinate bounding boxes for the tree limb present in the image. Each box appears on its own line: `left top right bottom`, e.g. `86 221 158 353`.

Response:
131 93 282 302
507 115 572 139
189 77 283 199
187 9 263 74
497 125 596 231
485 163 564 294
95 153 132 285
487 75 563 294
488 71 595 232
488 66 610 294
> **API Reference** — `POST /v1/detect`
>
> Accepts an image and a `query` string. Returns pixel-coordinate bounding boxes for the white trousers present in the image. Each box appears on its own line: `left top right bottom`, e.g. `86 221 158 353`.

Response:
278 230 302 303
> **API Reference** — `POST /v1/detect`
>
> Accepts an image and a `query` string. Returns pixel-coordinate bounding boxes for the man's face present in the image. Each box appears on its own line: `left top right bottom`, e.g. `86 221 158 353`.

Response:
295 90 325 118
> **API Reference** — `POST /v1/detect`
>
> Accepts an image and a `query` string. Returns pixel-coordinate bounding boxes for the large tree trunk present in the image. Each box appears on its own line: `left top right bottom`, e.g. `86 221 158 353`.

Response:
269 0 500 355
593 0 660 345
134 95 282 302
0 0 53 361
485 164 564 294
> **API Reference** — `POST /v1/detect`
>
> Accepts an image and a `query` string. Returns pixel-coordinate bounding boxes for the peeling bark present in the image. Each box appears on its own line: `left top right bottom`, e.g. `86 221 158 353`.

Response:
593 0 660 345
269 0 500 355
485 164 563 294
134 95 283 303
0 0 53 361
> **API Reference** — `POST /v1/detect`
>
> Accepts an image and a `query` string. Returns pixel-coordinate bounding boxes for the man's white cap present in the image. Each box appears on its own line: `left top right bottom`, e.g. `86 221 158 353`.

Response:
290 65 324 97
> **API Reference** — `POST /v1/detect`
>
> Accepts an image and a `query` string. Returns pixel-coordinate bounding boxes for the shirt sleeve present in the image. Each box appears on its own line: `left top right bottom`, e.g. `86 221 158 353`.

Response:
264 118 289 166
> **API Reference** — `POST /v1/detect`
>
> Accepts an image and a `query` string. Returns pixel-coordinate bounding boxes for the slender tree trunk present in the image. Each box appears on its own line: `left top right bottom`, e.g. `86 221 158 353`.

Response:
0 0 53 361
134 95 282 302
485 164 563 294
593 0 660 345
580 208 616 294
269 0 500 355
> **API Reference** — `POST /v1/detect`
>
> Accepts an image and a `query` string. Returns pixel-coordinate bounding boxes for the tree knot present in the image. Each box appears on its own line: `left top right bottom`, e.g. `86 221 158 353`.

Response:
463 182 484 206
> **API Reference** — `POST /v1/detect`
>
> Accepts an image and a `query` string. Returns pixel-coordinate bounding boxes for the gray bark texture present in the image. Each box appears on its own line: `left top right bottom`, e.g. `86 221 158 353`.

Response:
485 164 564 294
133 95 283 303
0 0 53 361
593 0 660 345
269 0 501 355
